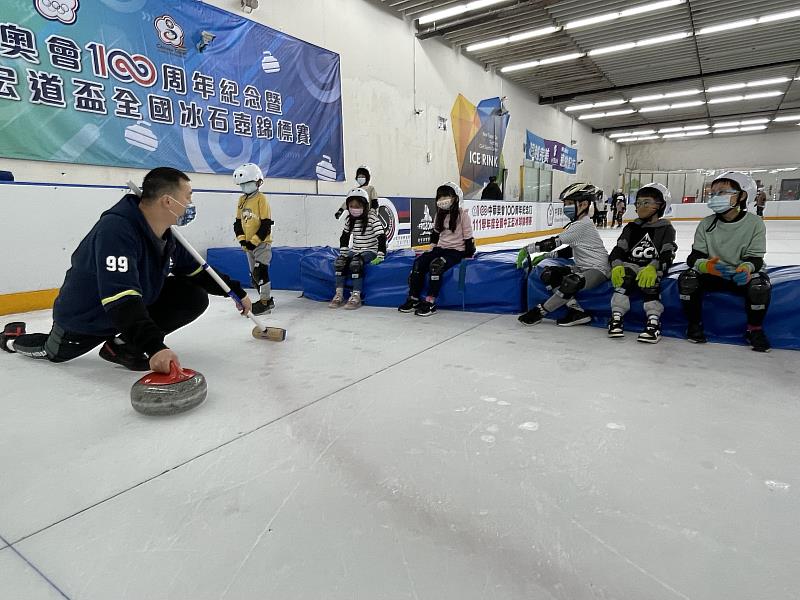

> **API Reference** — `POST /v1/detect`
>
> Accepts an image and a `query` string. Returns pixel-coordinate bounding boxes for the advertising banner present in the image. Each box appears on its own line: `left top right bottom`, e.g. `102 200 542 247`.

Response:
525 131 577 174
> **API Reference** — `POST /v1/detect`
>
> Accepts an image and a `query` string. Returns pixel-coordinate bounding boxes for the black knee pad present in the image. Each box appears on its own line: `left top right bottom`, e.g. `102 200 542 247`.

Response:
678 269 701 300
334 254 349 277
349 254 365 279
557 273 585 298
429 256 448 281
252 262 270 288
746 274 771 309
540 266 567 288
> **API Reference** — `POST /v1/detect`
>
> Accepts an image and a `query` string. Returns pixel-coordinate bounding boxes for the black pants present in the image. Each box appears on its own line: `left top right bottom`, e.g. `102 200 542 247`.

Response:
409 247 464 299
756 206 764 217
13 277 210 362
680 272 771 327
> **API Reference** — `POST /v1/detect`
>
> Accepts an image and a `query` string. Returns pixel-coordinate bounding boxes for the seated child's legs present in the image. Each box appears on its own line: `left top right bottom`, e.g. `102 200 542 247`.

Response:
425 249 463 299
334 254 353 290
350 251 376 293
409 248 442 298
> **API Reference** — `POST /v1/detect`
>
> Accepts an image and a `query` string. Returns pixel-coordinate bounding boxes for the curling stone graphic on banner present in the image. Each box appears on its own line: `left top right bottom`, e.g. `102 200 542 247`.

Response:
316 155 337 181
261 51 281 74
124 121 159 152
131 363 207 416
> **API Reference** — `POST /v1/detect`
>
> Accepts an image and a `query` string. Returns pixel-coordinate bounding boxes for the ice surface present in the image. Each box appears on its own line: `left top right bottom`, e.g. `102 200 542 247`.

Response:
1 219 799 599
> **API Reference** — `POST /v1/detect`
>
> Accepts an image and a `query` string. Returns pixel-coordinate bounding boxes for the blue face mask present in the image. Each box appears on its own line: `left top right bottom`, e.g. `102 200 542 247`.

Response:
563 205 577 220
707 194 735 214
169 196 197 226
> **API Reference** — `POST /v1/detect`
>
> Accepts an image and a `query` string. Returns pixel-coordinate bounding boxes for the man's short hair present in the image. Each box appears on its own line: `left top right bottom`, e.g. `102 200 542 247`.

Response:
140 167 190 202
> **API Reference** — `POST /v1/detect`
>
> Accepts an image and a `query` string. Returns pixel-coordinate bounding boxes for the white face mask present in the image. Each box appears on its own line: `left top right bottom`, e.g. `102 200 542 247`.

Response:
240 181 259 194
437 198 454 210
356 177 367 186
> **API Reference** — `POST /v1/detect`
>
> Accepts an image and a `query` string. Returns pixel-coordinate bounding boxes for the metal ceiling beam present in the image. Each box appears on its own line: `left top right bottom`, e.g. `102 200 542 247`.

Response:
539 59 800 105
414 0 532 40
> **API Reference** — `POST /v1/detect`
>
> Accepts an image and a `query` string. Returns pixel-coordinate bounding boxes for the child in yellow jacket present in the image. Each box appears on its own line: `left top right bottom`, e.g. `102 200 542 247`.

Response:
232 163 274 315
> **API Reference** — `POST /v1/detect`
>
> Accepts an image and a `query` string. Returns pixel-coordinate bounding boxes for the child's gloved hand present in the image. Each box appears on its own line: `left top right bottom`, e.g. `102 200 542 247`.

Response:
695 257 735 278
611 265 626 288
636 264 658 288
515 248 529 269
240 240 256 251
370 256 384 266
732 263 753 286
530 253 547 267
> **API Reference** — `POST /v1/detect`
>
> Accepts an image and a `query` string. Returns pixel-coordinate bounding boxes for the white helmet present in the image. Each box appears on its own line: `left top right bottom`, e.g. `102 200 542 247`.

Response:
712 171 756 207
637 182 672 216
233 163 264 185
437 181 464 203
345 187 370 203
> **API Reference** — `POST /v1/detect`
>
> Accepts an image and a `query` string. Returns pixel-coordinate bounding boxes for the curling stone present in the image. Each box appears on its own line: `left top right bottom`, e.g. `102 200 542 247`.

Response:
131 362 207 416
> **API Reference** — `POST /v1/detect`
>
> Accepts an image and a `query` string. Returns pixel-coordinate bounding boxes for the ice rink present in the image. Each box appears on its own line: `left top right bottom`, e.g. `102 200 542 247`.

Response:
1 220 798 600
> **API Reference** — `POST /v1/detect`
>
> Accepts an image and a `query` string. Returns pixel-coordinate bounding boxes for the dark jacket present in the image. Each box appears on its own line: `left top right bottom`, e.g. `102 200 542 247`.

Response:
481 182 503 200
53 194 244 355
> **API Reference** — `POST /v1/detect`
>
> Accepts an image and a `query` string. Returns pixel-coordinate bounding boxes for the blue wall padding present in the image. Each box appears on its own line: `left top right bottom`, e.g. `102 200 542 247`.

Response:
525 258 800 350
299 248 526 313
207 246 312 292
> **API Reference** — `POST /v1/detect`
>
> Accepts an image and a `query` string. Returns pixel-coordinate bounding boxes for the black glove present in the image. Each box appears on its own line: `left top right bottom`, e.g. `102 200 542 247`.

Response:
240 240 257 251
334 208 344 219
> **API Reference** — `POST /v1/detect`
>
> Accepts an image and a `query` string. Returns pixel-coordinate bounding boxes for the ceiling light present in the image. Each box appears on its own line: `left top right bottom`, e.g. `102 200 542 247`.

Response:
714 128 740 134
773 114 800 122
594 99 627 108
740 125 768 131
707 95 744 104
578 109 635 120
685 130 710 136
418 0 508 24
683 124 709 130
664 89 702 99
588 32 690 57
639 100 705 113
589 43 636 57
758 9 800 24
639 104 672 113
564 104 595 112
697 18 757 35
662 132 687 138
539 52 585 66
713 121 741 127
670 100 705 109
658 127 684 133
501 60 540 73
635 31 692 47
619 135 661 142
466 26 561 52
706 83 746 93
609 132 634 138
747 77 790 87
739 118 770 125
565 0 685 30
631 94 666 102
744 91 782 100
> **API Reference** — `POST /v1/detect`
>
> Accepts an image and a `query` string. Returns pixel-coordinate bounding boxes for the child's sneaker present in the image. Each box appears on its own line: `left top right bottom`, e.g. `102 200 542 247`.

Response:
344 291 362 310
608 314 624 338
328 291 344 308
745 327 770 353
251 297 274 315
637 317 661 344
398 297 419 313
686 322 707 344
99 338 151 371
557 307 591 327
414 300 437 317
518 305 545 326
1 322 25 353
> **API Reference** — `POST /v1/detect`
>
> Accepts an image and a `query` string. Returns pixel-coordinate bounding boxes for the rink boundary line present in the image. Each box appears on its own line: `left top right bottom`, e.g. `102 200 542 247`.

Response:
0 532 72 599
8 312 502 547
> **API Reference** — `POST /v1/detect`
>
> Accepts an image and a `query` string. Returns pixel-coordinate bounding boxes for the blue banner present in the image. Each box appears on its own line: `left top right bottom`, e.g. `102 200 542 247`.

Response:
0 0 345 180
525 131 577 174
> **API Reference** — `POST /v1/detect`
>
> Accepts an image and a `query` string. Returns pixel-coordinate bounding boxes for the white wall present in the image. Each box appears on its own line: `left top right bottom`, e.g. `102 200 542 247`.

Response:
1 0 623 199
625 130 800 172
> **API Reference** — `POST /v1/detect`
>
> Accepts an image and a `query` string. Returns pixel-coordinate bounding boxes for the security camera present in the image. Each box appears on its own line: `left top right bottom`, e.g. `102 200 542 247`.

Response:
196 31 216 52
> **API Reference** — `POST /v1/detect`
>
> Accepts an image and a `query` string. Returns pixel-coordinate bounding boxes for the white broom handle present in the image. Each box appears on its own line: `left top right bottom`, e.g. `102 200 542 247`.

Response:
169 225 267 331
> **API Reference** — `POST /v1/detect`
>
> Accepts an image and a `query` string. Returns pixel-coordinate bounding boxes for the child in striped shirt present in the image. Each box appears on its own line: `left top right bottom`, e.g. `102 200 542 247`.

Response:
329 188 387 309
398 181 476 317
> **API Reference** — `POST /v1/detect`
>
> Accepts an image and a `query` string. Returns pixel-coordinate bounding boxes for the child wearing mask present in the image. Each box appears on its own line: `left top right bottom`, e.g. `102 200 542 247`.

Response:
677 171 770 352
232 163 274 315
516 183 610 327
398 182 475 317
329 189 387 309
607 183 677 343
335 164 378 218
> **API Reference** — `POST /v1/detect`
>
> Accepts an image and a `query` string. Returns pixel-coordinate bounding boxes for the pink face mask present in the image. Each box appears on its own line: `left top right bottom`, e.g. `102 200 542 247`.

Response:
349 207 364 218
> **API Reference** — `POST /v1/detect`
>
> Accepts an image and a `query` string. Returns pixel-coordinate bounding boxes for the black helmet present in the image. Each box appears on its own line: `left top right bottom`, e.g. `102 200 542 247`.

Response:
559 183 599 205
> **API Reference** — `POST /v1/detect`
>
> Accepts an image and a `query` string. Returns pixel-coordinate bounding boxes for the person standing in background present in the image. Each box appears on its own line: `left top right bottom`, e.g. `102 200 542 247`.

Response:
335 165 379 218
755 188 767 219
481 176 503 200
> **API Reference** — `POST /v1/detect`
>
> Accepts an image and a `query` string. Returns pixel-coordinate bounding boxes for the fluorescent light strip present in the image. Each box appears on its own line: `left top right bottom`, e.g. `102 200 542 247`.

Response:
697 9 800 36
707 90 782 104
706 77 791 93
639 100 705 112
466 26 560 52
501 52 584 72
712 118 770 128
564 99 626 112
588 31 690 56
418 0 508 24
773 114 800 122
713 125 769 134
578 109 635 120
565 0 685 30
630 89 703 103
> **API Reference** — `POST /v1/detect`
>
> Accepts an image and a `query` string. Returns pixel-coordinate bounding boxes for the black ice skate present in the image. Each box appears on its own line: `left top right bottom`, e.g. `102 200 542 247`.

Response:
518 305 545 326
686 322 707 344
745 328 770 353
